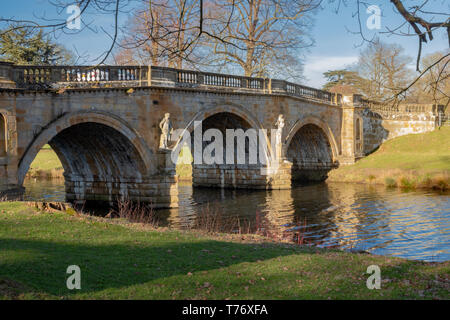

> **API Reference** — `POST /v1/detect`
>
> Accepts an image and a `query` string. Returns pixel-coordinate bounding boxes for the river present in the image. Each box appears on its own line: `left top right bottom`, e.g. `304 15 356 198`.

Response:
23 179 450 262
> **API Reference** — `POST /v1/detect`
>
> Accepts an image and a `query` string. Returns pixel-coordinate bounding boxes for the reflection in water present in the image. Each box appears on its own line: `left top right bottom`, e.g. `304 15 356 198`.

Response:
22 179 450 262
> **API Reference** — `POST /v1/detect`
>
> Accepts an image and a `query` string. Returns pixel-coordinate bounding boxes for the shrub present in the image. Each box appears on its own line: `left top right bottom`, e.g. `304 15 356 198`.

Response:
400 177 416 189
385 177 397 188
433 178 449 191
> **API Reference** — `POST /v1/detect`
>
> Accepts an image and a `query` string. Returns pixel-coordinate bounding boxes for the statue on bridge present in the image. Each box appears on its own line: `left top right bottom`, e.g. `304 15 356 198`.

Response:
275 114 285 160
159 113 173 149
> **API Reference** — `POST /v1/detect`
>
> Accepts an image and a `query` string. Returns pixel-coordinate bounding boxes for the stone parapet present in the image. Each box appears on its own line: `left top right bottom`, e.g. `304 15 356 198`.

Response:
0 62 16 89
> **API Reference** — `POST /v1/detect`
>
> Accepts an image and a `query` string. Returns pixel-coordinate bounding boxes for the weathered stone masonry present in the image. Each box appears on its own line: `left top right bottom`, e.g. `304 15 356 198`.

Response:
0 63 442 207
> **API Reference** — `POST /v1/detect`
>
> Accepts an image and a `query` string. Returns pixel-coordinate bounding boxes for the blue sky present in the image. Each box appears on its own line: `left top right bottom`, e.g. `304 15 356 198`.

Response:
1 0 448 87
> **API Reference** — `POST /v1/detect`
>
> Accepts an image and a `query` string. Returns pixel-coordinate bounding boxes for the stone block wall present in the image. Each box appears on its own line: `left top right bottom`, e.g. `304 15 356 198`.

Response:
65 174 178 208
193 162 292 190
360 105 438 154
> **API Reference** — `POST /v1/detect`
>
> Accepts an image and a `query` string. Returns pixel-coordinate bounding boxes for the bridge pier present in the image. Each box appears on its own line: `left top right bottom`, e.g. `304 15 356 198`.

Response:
0 160 23 199
64 150 178 208
0 106 20 199
337 95 365 165
192 161 292 190
65 175 178 208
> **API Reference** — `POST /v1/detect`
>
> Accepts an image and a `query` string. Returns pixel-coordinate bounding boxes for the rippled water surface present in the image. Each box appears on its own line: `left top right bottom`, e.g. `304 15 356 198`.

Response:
23 179 450 262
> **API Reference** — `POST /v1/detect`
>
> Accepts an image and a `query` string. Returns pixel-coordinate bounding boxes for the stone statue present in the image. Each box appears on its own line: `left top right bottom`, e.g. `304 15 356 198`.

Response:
159 113 173 149
274 114 285 160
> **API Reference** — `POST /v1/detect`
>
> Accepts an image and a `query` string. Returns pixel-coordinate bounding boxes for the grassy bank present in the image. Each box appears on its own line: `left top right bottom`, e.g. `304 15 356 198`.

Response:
26 145 64 179
0 201 448 300
328 127 450 190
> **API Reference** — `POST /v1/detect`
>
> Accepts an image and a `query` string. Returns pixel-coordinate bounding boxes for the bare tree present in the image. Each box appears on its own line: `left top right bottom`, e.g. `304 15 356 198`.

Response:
0 0 208 66
355 40 413 101
202 0 321 79
409 52 449 107
388 0 449 71
115 0 202 68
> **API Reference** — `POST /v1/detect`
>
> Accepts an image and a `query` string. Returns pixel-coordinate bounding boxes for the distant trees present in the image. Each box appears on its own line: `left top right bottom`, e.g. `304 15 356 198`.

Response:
325 0 449 105
202 0 320 79
409 52 450 106
113 0 319 79
322 69 362 91
323 41 449 107
356 40 413 101
323 40 414 102
0 27 73 65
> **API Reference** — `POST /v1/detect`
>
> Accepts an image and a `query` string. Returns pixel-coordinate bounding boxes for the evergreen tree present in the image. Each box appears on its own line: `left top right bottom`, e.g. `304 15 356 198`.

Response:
322 69 362 91
0 26 73 65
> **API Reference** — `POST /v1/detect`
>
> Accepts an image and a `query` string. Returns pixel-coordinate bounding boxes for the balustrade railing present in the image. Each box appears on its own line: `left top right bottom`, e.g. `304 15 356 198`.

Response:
176 69 265 90
13 65 145 87
359 98 441 115
3 63 339 105
359 98 399 112
286 82 334 103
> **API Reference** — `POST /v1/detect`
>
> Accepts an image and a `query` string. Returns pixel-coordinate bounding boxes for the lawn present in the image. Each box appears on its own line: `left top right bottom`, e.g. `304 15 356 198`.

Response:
328 127 450 189
0 202 448 300
27 144 64 179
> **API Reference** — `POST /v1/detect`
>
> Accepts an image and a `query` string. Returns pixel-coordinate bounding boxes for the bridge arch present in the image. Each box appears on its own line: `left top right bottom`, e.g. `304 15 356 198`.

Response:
283 116 339 182
18 111 156 185
174 104 265 144
173 104 271 188
283 116 339 161
173 104 271 164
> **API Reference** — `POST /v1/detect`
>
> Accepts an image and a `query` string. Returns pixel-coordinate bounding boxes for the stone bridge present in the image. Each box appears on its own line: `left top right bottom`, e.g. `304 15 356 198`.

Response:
0 62 442 208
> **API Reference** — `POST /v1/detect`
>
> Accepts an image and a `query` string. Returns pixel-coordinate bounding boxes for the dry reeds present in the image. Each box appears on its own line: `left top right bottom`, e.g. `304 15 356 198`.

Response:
106 198 159 226
26 169 64 180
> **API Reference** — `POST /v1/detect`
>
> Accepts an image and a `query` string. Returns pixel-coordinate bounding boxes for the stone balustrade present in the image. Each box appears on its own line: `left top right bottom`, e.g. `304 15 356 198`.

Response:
358 96 443 115
0 62 339 105
1 61 442 115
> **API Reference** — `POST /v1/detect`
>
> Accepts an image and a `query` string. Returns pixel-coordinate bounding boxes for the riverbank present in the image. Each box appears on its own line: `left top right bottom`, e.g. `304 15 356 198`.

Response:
328 127 450 191
0 201 448 300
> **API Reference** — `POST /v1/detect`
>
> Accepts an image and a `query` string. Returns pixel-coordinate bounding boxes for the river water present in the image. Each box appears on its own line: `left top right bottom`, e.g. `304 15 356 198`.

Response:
23 179 450 262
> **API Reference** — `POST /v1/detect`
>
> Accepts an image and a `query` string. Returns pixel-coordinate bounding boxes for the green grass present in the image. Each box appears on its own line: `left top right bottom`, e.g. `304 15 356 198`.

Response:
328 127 450 189
351 126 450 171
27 145 64 179
0 202 448 300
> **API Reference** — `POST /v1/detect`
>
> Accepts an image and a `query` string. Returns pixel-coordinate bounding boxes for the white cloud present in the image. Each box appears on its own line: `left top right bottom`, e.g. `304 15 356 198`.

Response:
303 56 358 89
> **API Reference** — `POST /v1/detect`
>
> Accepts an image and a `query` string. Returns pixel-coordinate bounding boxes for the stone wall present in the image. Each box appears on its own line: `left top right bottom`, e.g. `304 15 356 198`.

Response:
65 175 178 208
193 163 292 190
360 104 439 154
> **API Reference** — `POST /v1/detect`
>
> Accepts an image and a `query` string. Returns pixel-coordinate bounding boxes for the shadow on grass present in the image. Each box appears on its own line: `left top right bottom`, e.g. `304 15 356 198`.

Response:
1 237 448 299
0 236 308 297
